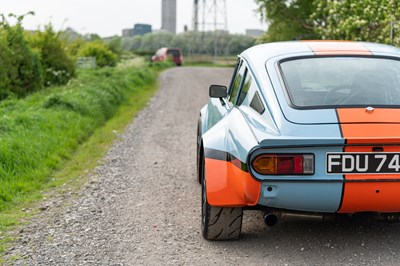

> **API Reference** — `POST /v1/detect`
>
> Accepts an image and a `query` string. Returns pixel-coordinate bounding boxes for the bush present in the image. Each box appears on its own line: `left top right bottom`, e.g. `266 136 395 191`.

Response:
0 31 12 99
28 24 76 86
78 41 118 67
0 13 42 99
106 36 122 58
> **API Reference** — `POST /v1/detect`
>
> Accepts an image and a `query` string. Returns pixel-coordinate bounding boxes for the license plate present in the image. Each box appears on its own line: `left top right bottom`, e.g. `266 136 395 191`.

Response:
327 153 400 174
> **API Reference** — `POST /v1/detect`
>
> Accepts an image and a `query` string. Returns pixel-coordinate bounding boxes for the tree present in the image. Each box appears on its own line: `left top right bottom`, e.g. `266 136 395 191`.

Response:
227 34 257 55
312 0 400 44
139 32 175 52
255 0 318 42
106 36 123 57
78 41 118 67
29 24 76 86
0 12 42 98
122 31 256 56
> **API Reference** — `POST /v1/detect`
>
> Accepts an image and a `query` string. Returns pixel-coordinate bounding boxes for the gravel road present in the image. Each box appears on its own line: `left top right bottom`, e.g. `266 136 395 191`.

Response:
5 67 400 265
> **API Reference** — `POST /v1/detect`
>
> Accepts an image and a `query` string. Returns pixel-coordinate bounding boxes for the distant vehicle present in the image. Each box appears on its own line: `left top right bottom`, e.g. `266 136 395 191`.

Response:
198 40 400 240
151 47 183 66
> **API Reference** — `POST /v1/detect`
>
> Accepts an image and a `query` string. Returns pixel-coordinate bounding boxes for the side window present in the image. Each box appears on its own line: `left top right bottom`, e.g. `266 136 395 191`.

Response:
239 72 266 114
228 62 246 104
250 91 265 114
237 70 252 106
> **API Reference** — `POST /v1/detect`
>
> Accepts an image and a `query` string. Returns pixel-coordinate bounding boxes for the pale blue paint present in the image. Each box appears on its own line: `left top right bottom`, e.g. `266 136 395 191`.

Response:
258 181 343 212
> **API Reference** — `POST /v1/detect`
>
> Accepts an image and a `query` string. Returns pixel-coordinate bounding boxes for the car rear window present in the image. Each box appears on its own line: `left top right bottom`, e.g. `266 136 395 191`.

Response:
279 57 400 108
167 49 181 57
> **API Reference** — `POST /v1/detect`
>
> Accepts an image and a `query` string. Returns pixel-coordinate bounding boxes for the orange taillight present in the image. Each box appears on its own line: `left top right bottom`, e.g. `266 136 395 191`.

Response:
251 154 314 175
252 155 277 174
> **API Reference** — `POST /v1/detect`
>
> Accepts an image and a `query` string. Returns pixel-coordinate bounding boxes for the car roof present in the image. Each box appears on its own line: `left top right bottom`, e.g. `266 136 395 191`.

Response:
240 41 400 65
238 41 400 128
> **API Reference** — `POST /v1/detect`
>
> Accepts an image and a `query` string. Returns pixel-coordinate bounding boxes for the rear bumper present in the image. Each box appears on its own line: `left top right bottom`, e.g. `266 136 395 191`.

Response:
258 180 400 213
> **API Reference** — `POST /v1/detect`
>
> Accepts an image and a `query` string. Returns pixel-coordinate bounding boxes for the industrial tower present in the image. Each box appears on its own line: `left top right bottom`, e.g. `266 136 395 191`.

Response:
162 0 177 34
192 0 228 32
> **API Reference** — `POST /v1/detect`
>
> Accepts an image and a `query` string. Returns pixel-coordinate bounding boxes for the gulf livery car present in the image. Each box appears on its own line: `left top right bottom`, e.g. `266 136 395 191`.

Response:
197 41 400 240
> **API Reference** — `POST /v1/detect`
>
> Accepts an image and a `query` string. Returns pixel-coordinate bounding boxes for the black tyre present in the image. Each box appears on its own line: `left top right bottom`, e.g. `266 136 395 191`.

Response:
201 156 243 240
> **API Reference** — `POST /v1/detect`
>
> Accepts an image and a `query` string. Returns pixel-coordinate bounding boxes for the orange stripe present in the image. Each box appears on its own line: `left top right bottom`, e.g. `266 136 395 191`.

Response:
304 41 372 55
337 108 400 145
337 108 400 124
337 108 400 213
340 182 400 212
205 158 260 207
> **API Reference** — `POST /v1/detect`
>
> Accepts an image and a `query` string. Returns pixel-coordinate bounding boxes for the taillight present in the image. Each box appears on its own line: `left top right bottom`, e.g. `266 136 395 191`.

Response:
251 154 314 175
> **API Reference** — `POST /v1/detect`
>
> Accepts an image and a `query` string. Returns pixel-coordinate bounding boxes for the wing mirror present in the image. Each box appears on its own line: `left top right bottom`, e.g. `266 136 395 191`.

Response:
209 85 227 98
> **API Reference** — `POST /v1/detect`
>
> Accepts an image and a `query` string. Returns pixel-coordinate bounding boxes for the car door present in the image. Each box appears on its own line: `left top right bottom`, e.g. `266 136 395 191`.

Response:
205 59 247 130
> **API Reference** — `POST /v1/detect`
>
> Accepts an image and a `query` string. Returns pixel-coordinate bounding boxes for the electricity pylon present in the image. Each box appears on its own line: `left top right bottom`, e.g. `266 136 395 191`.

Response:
192 0 228 57
192 0 227 32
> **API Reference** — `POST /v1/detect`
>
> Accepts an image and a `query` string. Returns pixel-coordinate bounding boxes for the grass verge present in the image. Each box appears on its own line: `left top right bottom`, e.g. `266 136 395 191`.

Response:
0 61 171 260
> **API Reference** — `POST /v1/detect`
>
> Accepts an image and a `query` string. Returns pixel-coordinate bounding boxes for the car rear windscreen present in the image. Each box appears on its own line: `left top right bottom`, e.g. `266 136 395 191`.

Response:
280 57 400 108
167 49 181 57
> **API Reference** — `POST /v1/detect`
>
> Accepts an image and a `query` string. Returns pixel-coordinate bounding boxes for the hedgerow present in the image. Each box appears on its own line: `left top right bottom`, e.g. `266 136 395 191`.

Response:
0 63 166 211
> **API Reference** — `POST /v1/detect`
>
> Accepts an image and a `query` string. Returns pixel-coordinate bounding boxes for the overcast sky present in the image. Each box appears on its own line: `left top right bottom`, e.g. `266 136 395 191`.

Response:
1 0 266 37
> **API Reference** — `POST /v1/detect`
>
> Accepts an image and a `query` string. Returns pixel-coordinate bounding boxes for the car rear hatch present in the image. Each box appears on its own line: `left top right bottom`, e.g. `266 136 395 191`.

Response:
265 52 400 125
249 107 400 213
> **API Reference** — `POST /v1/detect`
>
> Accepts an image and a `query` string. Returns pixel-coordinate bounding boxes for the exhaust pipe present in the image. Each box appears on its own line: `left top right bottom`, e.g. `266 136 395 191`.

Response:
263 211 400 227
369 213 400 222
263 210 337 227
263 213 279 227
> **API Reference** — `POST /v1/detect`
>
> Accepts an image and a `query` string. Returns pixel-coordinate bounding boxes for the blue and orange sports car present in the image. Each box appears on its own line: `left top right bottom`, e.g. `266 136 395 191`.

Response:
197 41 400 240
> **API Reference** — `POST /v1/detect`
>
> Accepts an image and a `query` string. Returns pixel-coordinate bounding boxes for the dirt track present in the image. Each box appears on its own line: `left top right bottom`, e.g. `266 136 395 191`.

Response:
5 67 400 265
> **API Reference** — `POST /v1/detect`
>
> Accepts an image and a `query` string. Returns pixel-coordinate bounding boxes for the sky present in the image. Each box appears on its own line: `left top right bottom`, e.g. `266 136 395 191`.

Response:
1 0 266 37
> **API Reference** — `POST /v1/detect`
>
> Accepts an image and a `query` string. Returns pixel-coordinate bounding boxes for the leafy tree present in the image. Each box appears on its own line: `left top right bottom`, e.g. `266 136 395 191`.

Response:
140 32 175 52
254 0 400 45
66 38 86 59
122 35 141 51
227 34 257 55
122 31 256 56
106 36 123 57
312 0 400 44
78 41 118 67
255 0 318 42
28 24 76 86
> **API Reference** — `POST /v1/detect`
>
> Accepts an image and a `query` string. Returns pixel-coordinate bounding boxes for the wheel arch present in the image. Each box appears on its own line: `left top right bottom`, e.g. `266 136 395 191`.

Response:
201 109 261 207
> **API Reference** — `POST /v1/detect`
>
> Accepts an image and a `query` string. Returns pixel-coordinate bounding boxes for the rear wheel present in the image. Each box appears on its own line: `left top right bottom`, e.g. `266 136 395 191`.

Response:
201 156 243 240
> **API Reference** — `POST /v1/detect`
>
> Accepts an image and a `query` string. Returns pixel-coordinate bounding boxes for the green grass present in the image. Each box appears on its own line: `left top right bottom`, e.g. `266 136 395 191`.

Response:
0 60 171 261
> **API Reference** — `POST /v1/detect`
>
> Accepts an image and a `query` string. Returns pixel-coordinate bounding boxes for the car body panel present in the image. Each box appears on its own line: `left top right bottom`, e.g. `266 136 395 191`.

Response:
305 41 372 55
198 41 400 214
258 182 343 212
202 108 261 206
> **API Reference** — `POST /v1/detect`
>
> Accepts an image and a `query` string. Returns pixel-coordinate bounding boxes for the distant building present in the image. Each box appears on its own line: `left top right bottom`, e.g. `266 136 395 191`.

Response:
133 24 152 36
122 28 134 38
246 29 264 38
122 24 152 37
162 0 177 34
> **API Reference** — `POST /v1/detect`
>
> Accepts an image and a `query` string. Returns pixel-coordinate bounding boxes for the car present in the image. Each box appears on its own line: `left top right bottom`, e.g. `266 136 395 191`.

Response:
151 47 183 66
197 41 400 240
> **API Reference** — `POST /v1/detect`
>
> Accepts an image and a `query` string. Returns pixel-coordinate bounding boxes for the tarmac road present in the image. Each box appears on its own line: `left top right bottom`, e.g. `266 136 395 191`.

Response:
5 67 400 265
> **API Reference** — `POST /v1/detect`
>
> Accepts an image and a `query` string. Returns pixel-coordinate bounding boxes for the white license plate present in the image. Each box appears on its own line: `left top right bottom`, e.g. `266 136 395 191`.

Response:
327 152 400 174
